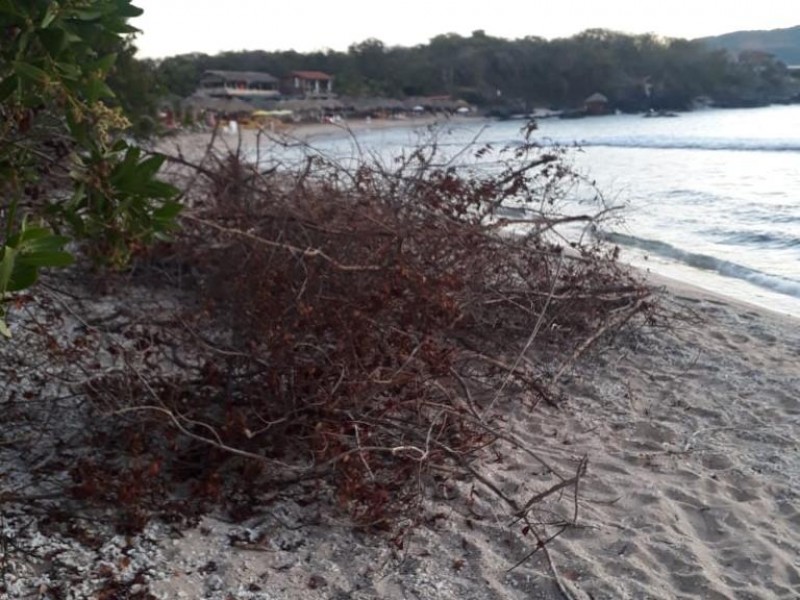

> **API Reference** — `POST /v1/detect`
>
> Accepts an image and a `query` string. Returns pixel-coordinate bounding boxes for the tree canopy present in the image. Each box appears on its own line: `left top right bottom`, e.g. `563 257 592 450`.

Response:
149 29 798 112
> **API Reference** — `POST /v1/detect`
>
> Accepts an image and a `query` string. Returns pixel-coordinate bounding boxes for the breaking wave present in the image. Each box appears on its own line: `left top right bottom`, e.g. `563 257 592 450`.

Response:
598 231 800 299
541 136 800 153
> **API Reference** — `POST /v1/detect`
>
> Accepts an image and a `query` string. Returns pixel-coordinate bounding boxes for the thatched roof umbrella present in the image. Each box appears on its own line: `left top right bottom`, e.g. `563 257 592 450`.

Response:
380 98 405 111
337 96 358 111
432 97 462 111
184 95 254 115
402 96 467 112
347 97 405 116
403 97 440 111
217 97 257 114
278 99 320 113
247 97 280 111
348 98 378 114
585 92 609 104
268 98 342 121
316 98 344 112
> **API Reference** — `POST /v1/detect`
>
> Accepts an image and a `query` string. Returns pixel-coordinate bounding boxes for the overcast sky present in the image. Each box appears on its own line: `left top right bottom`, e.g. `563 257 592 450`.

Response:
132 0 799 59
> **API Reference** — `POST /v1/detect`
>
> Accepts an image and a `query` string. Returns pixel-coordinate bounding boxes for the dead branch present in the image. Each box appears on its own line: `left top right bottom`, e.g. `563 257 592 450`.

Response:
8 125 654 548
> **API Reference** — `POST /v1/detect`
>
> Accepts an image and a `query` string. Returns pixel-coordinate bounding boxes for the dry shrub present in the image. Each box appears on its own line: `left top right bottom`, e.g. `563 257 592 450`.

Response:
84 125 652 529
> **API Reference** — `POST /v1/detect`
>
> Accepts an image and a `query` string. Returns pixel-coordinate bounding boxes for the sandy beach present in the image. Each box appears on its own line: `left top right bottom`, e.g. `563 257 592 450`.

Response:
154 114 475 164
2 123 799 598
2 270 797 599
135 280 798 600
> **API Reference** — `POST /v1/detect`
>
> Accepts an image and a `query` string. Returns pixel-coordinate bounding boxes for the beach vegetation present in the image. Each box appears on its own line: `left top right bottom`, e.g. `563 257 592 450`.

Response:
0 6 797 597
0 2 660 585
54 126 653 538
0 0 180 334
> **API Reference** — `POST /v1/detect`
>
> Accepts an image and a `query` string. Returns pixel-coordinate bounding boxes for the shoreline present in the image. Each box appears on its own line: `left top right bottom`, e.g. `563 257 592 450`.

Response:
156 120 800 323
642 267 800 325
622 249 800 322
283 114 480 141
155 114 490 160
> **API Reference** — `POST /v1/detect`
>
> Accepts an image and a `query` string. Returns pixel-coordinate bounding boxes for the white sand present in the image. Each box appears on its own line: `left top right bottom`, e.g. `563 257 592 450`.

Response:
3 127 798 597
154 115 476 162
2 267 797 600
142 283 799 600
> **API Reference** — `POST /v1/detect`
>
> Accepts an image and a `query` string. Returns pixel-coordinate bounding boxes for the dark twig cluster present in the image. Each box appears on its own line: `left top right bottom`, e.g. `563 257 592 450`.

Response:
91 128 649 524
2 126 653 580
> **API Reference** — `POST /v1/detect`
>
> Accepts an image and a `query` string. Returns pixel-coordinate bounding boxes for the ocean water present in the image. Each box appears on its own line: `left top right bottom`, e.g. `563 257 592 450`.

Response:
272 105 800 318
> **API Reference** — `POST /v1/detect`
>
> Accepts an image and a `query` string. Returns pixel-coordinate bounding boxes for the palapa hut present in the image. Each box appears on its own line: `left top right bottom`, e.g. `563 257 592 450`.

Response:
259 98 345 122
584 92 609 115
181 94 256 126
184 95 254 114
342 97 406 119
403 96 467 114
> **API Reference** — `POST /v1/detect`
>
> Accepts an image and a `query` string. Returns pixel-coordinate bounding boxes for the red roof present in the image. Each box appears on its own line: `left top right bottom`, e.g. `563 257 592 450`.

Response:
290 70 333 80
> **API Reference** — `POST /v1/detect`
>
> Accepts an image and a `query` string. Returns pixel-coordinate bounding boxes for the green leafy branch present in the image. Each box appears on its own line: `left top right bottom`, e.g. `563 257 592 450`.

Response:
0 218 73 337
0 0 181 336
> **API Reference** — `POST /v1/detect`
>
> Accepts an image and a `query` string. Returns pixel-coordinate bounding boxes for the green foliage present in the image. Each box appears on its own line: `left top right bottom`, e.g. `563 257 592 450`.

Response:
56 144 182 267
105 37 165 137
701 25 800 65
0 218 73 337
0 0 180 335
153 29 797 111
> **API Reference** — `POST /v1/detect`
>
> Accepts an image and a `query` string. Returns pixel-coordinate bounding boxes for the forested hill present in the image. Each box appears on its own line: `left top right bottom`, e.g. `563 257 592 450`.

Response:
140 29 799 117
699 25 800 65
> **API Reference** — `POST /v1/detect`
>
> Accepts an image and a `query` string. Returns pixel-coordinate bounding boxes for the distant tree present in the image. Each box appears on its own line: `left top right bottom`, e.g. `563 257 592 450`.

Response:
153 52 208 97
149 29 797 111
106 37 163 136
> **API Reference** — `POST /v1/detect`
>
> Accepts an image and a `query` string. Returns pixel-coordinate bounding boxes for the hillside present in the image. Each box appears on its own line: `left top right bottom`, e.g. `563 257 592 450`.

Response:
699 25 800 65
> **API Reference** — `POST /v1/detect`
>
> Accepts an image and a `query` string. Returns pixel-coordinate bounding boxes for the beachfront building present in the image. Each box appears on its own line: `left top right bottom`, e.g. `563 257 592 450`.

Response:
584 92 609 115
282 71 334 98
198 70 281 100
